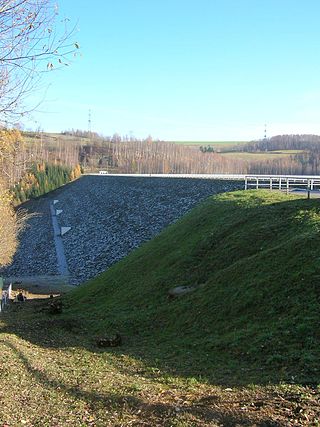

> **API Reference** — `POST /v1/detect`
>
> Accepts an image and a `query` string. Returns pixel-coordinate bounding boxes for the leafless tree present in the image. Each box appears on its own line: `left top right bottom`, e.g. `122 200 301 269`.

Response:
0 0 79 123
0 1 78 268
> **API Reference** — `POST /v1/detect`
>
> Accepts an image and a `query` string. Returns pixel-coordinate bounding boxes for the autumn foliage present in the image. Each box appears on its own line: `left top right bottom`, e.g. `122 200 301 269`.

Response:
0 127 82 266
0 130 25 266
0 0 79 268
0 178 19 266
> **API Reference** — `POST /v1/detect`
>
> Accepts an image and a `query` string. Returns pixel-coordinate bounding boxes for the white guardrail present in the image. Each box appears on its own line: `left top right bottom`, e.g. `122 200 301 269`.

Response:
244 174 320 192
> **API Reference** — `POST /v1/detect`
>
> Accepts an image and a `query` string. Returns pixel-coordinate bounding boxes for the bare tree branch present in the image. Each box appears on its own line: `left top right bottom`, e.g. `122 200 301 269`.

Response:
0 0 78 123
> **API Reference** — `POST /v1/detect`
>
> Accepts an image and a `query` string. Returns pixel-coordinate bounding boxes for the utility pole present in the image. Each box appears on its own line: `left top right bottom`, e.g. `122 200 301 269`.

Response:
88 109 92 138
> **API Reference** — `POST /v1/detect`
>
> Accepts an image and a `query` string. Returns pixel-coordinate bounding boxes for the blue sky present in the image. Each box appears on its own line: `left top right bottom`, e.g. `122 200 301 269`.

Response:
24 0 320 141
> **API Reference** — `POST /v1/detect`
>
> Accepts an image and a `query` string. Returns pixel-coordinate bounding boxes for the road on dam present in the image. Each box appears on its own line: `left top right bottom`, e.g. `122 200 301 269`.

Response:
1 175 242 285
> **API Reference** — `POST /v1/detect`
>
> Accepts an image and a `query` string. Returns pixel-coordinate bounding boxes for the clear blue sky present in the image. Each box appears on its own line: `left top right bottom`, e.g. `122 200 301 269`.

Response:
24 0 320 141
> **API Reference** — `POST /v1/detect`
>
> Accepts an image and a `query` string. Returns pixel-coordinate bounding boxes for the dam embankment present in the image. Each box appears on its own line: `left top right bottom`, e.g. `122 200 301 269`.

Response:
1 175 242 284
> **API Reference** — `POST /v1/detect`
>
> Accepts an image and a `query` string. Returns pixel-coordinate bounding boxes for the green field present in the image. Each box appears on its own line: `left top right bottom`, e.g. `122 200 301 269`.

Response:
23 132 90 148
221 149 305 161
169 140 249 150
170 141 306 160
1 190 320 425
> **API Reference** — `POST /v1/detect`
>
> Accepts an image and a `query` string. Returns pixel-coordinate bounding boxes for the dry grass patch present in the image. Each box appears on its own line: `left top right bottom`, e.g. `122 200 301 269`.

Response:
0 299 319 426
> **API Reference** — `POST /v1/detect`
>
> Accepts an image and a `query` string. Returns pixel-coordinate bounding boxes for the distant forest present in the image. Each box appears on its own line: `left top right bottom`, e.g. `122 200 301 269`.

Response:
2 129 320 213
241 134 320 175
56 131 320 176
12 131 320 185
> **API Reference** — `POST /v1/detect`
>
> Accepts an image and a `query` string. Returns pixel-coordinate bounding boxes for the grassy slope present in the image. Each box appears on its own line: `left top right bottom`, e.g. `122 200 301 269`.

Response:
2 189 320 426
65 190 320 385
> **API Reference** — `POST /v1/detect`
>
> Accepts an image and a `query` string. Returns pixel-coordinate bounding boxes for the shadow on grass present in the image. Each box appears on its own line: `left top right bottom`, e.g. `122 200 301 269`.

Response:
1 337 283 427
1 288 319 390
2 194 320 389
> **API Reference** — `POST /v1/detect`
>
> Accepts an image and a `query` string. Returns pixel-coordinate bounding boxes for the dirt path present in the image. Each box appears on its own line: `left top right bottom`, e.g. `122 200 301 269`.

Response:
4 274 74 295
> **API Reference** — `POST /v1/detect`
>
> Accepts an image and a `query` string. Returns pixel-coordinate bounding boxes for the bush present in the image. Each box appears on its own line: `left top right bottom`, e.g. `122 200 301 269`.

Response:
0 179 19 266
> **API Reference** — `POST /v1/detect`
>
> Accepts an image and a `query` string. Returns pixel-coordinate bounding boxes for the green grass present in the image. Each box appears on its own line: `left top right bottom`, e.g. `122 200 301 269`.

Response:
220 149 305 161
61 190 320 386
271 150 305 154
169 141 248 145
169 140 249 149
2 189 320 425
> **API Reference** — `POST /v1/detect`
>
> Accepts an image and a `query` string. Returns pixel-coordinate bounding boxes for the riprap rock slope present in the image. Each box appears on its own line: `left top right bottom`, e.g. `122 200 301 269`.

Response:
2 176 242 284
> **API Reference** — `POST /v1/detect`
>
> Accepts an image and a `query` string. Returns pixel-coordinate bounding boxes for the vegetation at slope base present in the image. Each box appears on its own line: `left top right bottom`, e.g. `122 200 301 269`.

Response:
65 190 320 386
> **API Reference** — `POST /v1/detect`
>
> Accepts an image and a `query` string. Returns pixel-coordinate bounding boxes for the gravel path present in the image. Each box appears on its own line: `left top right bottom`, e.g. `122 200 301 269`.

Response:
1 176 242 285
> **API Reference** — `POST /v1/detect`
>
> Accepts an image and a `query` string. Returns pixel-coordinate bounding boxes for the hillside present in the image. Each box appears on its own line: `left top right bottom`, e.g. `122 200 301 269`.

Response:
1 189 320 426
23 131 320 175
65 189 320 385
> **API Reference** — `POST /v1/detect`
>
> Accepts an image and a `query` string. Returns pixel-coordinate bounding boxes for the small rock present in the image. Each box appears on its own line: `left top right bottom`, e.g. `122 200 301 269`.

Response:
48 300 63 314
168 286 195 298
96 333 122 347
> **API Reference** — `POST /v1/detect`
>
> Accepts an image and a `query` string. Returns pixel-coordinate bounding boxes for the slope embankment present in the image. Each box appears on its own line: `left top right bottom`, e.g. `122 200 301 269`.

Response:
1 176 241 284
65 189 320 385
2 189 320 426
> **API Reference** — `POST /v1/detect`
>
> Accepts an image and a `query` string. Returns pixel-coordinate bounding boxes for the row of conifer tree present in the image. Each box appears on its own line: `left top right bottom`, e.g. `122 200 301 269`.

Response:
11 162 82 204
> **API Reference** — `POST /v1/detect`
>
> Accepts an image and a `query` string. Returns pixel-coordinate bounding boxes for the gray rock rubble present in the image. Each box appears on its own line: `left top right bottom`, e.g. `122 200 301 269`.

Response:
1 176 242 285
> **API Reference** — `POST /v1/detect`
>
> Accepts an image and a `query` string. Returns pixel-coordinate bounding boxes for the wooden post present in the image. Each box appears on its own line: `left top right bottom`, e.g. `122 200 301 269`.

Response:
286 178 289 195
279 178 282 190
256 178 259 189
245 176 248 190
